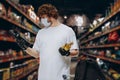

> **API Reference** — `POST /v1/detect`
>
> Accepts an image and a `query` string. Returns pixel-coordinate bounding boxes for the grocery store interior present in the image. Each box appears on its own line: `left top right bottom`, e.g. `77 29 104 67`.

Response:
0 0 120 80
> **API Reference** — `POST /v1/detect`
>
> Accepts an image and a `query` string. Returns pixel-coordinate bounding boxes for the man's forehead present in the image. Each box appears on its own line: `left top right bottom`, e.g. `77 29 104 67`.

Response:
40 15 48 18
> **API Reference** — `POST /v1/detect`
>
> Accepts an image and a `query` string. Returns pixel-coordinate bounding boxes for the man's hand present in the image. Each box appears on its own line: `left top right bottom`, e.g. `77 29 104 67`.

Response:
59 42 73 56
25 47 39 58
59 48 70 56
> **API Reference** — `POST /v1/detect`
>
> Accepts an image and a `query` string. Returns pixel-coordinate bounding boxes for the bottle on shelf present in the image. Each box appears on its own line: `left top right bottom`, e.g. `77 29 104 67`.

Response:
0 3 6 16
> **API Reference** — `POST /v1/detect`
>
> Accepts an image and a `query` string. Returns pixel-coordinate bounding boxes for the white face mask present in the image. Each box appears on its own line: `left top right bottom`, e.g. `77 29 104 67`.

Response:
41 18 51 28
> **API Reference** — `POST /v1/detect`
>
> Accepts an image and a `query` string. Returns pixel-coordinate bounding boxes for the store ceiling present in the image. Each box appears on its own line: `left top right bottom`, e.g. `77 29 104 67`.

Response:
20 0 114 20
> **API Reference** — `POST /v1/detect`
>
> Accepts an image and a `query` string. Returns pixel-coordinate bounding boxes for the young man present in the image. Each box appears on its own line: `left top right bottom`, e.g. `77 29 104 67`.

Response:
25 4 79 80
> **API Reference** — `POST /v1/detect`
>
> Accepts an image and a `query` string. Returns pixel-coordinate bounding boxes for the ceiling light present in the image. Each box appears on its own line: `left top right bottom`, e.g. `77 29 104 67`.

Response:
75 16 83 26
64 15 67 19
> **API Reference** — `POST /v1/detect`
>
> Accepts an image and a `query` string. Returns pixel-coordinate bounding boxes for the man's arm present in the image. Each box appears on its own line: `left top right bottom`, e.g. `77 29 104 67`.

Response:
25 47 39 58
70 49 79 56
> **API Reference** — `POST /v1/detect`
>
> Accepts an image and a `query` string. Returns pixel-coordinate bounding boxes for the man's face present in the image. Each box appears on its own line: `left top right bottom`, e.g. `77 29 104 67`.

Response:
40 14 52 27
40 15 51 22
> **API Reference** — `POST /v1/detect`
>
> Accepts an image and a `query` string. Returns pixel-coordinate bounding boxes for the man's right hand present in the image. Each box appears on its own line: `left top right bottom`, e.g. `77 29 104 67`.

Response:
25 47 39 58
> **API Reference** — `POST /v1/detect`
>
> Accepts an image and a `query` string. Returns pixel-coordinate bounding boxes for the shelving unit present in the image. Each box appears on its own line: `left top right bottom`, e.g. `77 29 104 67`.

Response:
6 0 42 29
18 65 38 80
79 1 120 80
80 25 120 45
81 53 120 64
79 8 120 41
103 70 116 80
0 37 15 42
0 15 37 35
10 65 39 80
0 1 40 80
0 55 32 63
80 43 120 49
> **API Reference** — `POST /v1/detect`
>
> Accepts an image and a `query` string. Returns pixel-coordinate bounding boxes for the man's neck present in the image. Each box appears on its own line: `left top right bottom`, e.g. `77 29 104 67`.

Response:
51 19 61 27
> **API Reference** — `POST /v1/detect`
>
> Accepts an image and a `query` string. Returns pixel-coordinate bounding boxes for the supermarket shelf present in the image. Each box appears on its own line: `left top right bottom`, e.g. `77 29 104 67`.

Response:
17 65 38 79
79 8 120 41
82 53 120 64
16 65 38 80
0 38 15 42
80 26 120 45
0 15 37 35
6 0 42 29
80 43 120 49
0 55 32 63
103 71 115 80
79 32 89 41
0 37 33 47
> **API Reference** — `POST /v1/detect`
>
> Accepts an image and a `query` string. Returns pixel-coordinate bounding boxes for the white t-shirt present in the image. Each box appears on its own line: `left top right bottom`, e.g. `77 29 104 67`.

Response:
33 24 79 80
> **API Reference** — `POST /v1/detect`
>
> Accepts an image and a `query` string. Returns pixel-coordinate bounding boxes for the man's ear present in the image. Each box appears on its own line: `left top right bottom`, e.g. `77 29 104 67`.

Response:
48 17 53 22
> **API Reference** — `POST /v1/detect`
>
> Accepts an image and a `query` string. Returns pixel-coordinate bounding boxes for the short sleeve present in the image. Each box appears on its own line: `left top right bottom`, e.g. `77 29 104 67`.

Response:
32 31 40 53
67 28 79 51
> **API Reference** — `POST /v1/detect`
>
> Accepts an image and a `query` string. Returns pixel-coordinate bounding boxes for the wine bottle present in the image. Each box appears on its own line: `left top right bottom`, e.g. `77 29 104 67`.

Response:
62 42 73 51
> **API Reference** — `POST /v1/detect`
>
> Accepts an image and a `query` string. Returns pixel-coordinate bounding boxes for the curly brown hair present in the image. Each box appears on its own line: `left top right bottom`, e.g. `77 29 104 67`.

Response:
37 4 59 19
